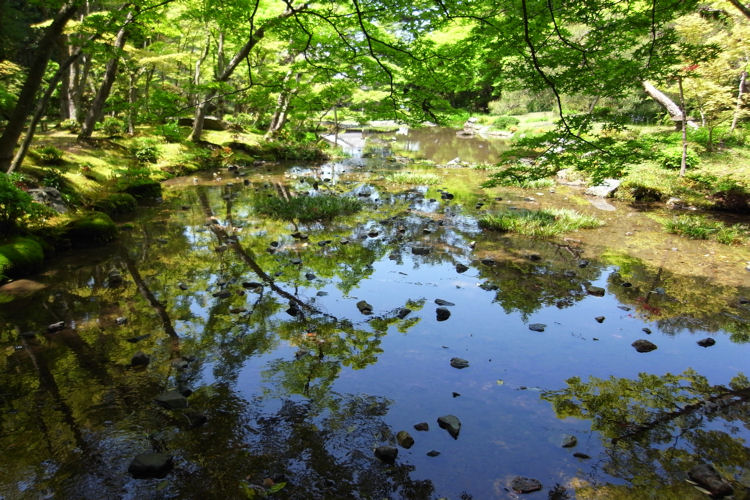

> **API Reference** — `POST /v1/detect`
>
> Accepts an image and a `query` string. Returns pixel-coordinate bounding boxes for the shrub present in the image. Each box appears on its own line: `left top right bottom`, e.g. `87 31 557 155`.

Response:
492 116 521 130
156 121 182 142
59 119 80 133
34 145 64 165
132 139 159 163
254 194 362 222
92 193 138 217
659 147 700 170
41 169 66 190
100 116 125 137
0 173 48 235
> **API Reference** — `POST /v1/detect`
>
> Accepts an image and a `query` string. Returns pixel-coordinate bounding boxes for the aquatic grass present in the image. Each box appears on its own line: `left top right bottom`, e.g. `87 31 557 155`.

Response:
386 171 440 185
479 208 602 236
254 194 363 223
664 215 748 245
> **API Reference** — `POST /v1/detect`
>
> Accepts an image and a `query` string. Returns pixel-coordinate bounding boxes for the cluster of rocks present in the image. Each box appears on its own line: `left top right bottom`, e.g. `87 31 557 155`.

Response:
373 415 462 464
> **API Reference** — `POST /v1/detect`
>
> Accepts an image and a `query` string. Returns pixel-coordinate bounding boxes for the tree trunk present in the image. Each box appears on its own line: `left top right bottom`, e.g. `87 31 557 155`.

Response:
59 38 78 120
264 70 299 140
126 71 137 135
678 76 688 176
0 0 80 172
731 70 747 132
727 0 750 20
78 10 133 140
642 80 698 130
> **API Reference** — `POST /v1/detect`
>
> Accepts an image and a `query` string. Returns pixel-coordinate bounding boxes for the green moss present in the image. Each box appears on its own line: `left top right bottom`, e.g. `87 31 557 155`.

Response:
0 237 45 279
92 193 138 217
64 212 118 247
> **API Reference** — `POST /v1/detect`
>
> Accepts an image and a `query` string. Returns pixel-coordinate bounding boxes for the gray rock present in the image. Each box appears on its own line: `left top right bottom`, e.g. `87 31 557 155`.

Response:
594 316 605 323
131 351 150 368
47 321 65 332
585 178 620 197
28 187 67 213
586 285 605 296
316 291 328 297
128 453 173 479
115 316 128 325
480 258 496 266
426 450 440 457
397 308 411 319
697 338 716 347
290 258 302 265
573 452 591 459
455 263 469 273
479 282 499 291
688 464 733 497
357 300 373 315
374 445 398 463
450 357 469 369
367 229 380 238
414 422 429 431
436 307 451 321
578 259 589 268
561 434 577 448
435 299 455 306
529 323 546 332
632 339 657 353
242 281 263 290
305 272 316 280
642 327 652 334
412 246 431 255
437 415 461 439
510 476 542 494
154 390 188 410
396 431 414 449
213 290 231 298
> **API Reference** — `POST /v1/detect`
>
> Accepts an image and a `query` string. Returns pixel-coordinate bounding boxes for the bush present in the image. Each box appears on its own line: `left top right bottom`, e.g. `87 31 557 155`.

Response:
659 147 700 170
59 119 80 133
156 121 182 142
0 237 45 280
92 193 138 217
132 139 160 163
41 169 66 190
100 116 125 137
34 146 64 165
0 173 48 235
492 116 521 130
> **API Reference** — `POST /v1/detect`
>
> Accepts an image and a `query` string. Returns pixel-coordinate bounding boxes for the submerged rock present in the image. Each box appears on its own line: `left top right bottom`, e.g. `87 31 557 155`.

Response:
397 308 411 319
455 263 469 273
396 431 414 449
561 435 577 448
128 453 173 479
435 299 455 306
357 300 373 315
426 450 441 457
437 415 461 439
414 422 429 431
511 476 542 494
412 246 431 255
632 339 657 353
697 338 716 348
131 352 150 368
586 285 605 296
594 316 605 323
450 357 469 369
436 307 451 321
374 446 398 463
154 390 188 410
528 323 546 332
688 464 733 497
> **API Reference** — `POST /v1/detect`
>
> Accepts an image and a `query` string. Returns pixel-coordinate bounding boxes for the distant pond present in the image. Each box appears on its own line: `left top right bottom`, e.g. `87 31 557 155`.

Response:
1 134 749 499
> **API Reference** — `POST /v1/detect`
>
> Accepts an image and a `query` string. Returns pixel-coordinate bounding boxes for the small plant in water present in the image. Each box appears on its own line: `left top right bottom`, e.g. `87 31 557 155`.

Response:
479 208 602 237
386 172 440 185
664 215 748 245
254 193 362 224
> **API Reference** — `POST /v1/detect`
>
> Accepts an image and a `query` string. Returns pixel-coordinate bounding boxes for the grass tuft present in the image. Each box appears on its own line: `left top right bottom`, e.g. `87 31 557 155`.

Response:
254 194 363 222
663 215 748 245
386 172 441 185
479 208 602 236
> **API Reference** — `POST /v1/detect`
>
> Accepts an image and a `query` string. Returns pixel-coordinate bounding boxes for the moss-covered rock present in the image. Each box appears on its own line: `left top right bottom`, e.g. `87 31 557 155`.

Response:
120 179 162 200
64 212 118 247
0 237 45 280
93 193 138 217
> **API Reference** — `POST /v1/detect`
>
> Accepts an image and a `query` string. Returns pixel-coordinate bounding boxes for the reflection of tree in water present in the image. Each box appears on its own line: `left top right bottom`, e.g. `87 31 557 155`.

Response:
542 370 750 498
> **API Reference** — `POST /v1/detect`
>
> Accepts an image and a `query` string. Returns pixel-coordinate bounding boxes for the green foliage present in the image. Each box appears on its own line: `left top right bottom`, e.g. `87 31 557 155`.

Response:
100 117 125 137
0 237 44 280
0 173 48 235
385 172 440 185
482 163 557 188
41 169 65 190
156 121 182 143
491 116 520 130
663 215 748 245
254 194 362 223
32 146 64 165
63 212 118 247
132 139 160 163
59 119 81 133
92 193 137 217
659 146 700 170
479 208 602 237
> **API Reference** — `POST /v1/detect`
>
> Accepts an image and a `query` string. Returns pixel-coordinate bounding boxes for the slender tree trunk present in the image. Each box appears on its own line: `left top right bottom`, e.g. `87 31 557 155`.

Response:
264 70 299 140
191 35 211 107
0 0 80 172
642 80 698 130
143 66 155 118
727 0 750 20
78 10 133 140
678 76 688 177
127 71 138 135
731 70 747 132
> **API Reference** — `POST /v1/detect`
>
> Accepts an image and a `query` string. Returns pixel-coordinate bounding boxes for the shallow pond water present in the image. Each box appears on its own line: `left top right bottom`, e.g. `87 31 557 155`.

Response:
1 147 750 499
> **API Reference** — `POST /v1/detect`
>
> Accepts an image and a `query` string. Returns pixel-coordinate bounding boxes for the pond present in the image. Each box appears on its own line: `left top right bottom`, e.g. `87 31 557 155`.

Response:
1 132 749 499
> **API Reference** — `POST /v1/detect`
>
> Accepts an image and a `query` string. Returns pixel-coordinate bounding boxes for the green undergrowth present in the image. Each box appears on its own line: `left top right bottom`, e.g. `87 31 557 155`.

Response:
254 194 363 223
0 236 44 279
662 215 748 245
479 208 602 237
386 171 441 185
